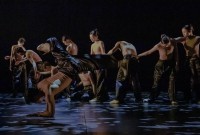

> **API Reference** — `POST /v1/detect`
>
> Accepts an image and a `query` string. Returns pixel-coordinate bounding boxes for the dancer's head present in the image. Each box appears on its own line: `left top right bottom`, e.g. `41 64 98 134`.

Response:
161 34 170 44
17 37 26 46
182 24 194 37
62 35 72 46
37 37 57 54
89 28 99 42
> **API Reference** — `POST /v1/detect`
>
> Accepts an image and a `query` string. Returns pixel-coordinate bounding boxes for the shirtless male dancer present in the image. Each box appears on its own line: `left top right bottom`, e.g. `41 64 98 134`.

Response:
108 41 142 104
29 37 99 117
62 35 78 55
89 29 109 103
4 37 27 97
16 50 44 79
138 34 179 105
16 49 52 103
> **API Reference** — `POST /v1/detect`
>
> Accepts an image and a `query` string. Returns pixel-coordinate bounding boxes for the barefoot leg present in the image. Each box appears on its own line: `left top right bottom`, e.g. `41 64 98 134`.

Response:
28 72 72 117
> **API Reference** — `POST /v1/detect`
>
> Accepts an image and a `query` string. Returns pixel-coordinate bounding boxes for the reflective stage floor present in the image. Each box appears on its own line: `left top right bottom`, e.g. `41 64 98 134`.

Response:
0 92 200 135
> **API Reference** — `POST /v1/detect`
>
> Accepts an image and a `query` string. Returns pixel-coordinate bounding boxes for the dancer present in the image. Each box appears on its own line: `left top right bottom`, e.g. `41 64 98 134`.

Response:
108 41 142 104
89 29 109 103
4 37 27 97
15 49 52 103
90 29 105 55
70 71 95 101
62 35 78 55
177 24 200 103
138 34 179 105
28 37 99 117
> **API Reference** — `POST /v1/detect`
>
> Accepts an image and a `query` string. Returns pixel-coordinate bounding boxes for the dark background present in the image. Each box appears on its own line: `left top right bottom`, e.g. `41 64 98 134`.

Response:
0 0 200 92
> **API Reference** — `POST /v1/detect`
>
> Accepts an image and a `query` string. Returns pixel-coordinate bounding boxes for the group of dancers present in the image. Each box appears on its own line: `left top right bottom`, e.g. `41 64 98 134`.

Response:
4 24 200 117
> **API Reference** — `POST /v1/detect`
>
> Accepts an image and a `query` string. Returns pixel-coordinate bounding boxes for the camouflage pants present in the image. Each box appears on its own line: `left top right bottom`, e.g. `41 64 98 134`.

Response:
184 56 200 101
115 57 142 102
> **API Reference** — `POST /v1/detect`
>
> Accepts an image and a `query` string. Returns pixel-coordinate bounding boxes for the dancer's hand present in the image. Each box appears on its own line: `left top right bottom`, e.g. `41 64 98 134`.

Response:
4 56 10 60
34 71 41 80
15 61 21 65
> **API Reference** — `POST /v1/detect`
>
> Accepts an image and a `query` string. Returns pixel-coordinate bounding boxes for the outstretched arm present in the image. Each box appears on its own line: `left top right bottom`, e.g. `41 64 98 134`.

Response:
174 37 186 44
107 41 121 54
138 44 159 58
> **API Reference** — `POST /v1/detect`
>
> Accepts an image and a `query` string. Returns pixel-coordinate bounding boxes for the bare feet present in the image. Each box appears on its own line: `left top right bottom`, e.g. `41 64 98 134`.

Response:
27 111 53 117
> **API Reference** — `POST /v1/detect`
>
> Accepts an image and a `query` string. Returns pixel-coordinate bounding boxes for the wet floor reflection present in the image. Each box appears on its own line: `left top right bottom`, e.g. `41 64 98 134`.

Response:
0 92 200 135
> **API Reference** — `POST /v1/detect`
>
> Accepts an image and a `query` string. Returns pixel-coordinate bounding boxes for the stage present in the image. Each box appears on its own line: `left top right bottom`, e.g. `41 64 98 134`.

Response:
0 92 200 135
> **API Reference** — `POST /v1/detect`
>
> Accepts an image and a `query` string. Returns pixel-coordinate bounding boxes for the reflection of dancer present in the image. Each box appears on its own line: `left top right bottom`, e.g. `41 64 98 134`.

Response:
138 34 179 105
89 29 109 102
62 35 78 55
4 38 27 98
29 37 99 117
108 41 142 104
178 25 200 103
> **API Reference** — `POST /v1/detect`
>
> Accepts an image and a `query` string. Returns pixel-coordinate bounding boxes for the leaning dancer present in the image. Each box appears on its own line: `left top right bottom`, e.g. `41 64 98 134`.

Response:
177 25 200 103
4 37 27 98
138 34 179 105
108 41 142 104
16 50 51 103
28 37 99 117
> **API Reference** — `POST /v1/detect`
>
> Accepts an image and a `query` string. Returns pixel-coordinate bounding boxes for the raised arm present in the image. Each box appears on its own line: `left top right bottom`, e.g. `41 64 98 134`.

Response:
138 44 159 58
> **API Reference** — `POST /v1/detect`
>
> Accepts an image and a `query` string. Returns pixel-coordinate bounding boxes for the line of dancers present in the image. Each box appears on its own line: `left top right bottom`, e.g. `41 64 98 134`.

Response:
4 24 200 117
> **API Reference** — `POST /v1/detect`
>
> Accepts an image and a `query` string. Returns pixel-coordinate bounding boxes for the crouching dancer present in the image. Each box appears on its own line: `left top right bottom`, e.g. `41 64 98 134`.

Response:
27 37 99 117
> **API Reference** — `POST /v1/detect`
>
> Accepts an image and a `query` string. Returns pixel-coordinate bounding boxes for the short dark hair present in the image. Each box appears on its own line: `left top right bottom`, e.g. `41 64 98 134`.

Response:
90 28 99 36
161 34 170 44
182 24 194 32
62 35 71 41
18 37 26 43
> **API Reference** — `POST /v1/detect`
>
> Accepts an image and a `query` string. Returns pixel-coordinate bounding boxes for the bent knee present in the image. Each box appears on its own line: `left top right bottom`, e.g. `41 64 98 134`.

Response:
37 79 51 93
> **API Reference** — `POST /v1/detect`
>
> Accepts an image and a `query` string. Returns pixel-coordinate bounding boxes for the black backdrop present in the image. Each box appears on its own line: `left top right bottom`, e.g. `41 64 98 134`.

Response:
0 0 200 92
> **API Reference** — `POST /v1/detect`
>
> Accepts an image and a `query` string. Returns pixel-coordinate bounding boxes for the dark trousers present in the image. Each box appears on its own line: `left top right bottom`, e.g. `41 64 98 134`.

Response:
94 69 109 101
182 56 200 101
115 57 142 102
12 63 27 97
149 60 176 101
